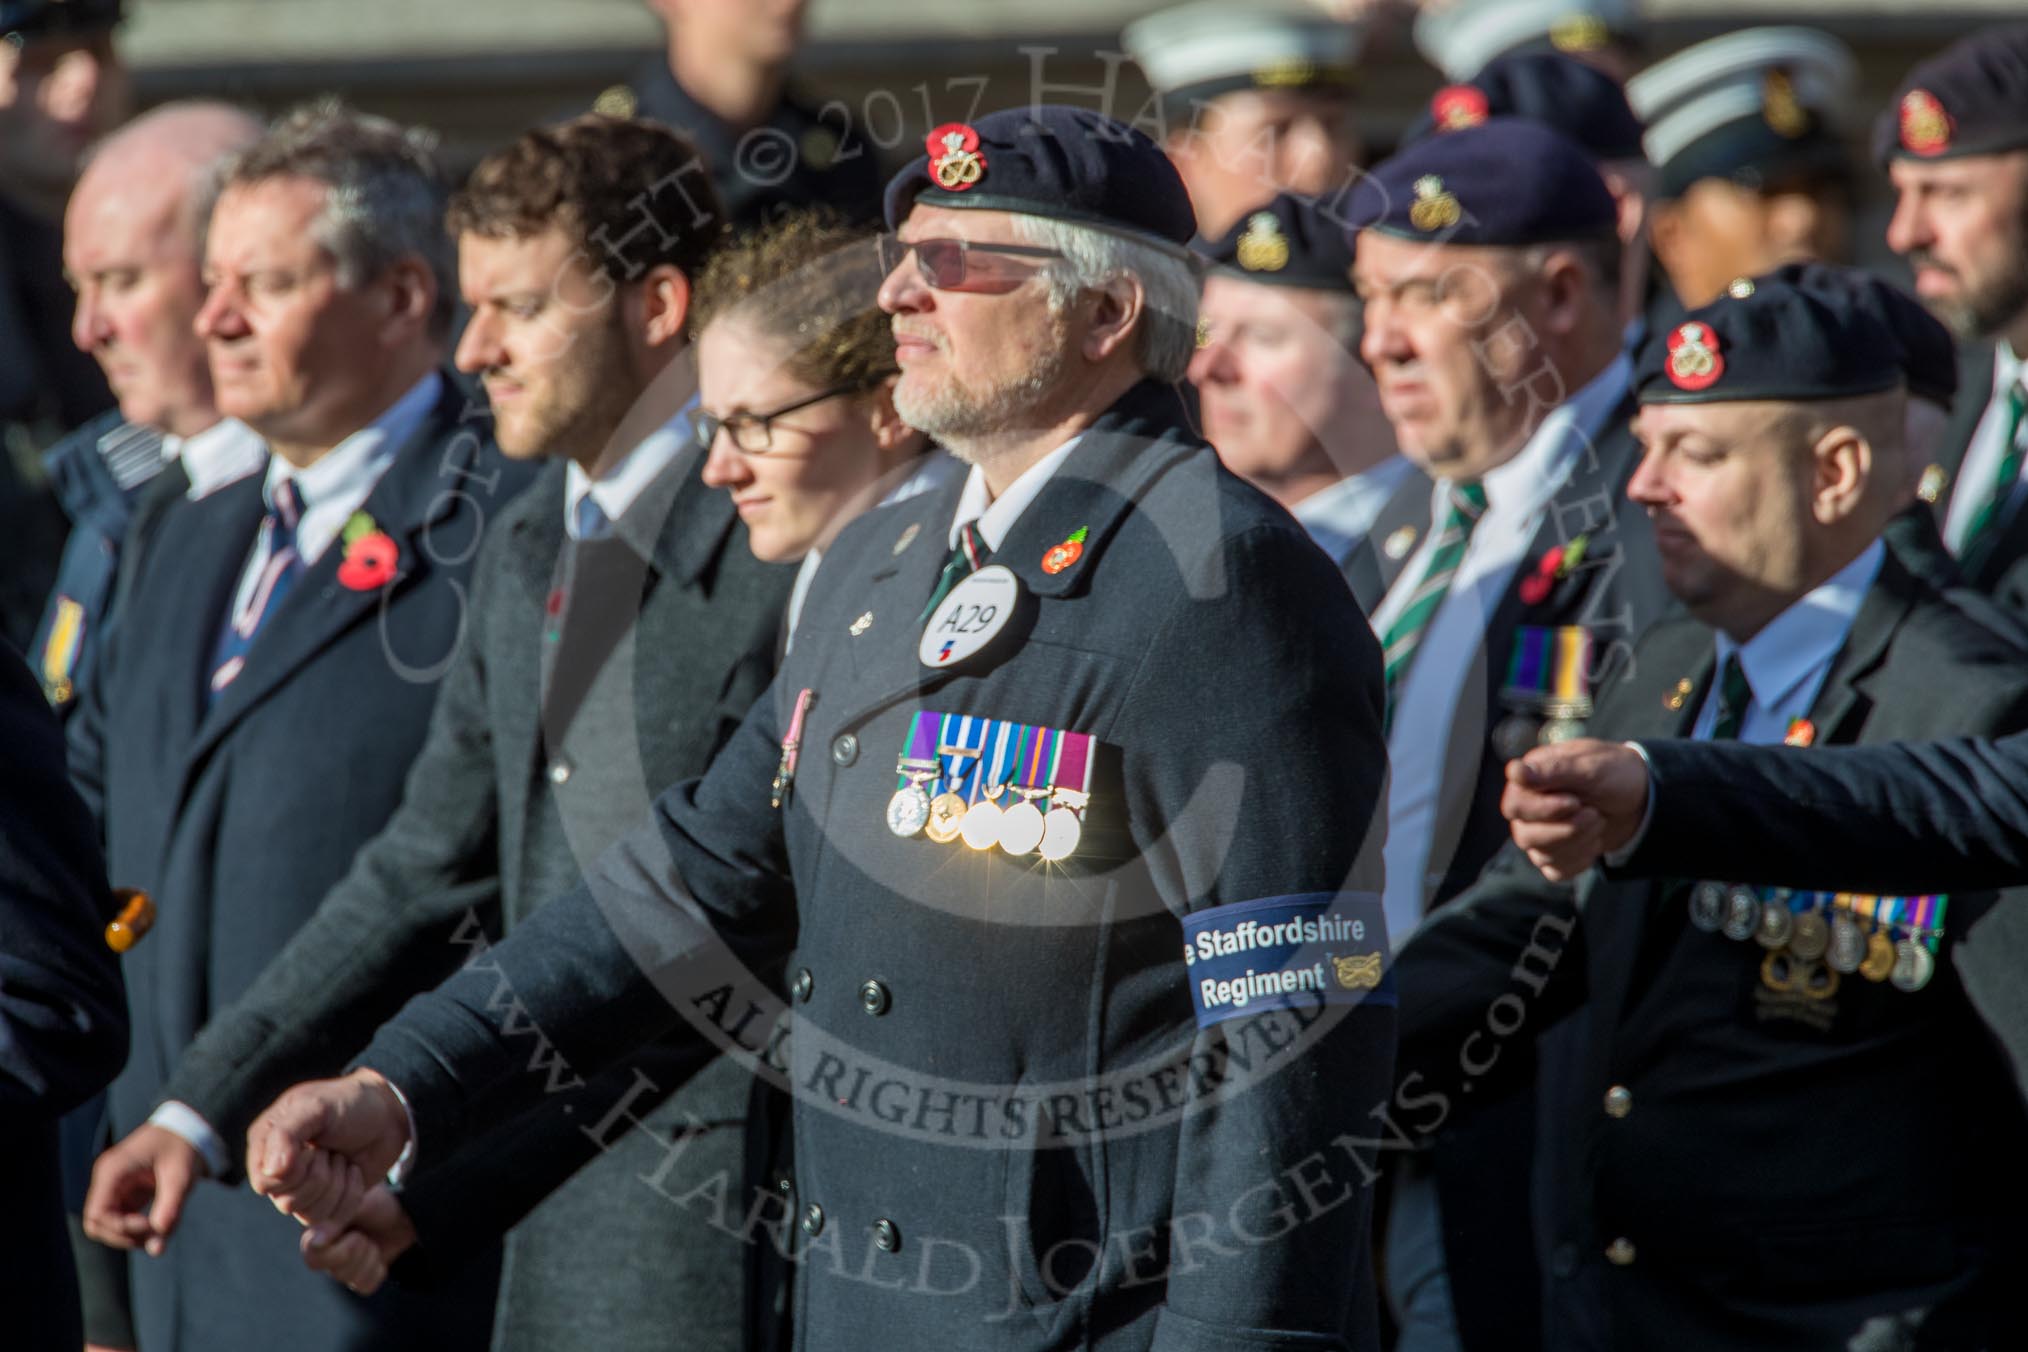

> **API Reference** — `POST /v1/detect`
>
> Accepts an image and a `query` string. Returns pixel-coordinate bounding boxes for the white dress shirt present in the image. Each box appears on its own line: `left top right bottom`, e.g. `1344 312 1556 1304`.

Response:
162 417 268 501
152 372 441 1174
1290 455 1417 565
1374 355 1632 946
564 409 691 540
786 448 965 646
1690 540 1881 743
1943 343 2028 553
950 435 1084 551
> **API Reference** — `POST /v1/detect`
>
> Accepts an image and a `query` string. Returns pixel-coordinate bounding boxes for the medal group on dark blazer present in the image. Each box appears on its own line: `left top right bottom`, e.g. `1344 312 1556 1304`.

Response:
13 1 2028 1351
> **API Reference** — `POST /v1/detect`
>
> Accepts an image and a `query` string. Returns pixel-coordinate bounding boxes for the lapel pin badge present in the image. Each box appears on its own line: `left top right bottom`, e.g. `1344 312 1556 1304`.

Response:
850 611 873 636
893 522 921 556
1383 524 1418 560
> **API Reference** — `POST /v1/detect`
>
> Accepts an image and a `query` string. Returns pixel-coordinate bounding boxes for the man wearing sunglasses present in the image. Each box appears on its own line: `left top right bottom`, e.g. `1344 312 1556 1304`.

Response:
81 117 791 1352
245 105 1398 1351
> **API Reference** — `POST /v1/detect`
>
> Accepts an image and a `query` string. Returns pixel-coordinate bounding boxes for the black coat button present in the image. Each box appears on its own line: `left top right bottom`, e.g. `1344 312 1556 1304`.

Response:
791 968 813 1002
801 1203 825 1237
872 1219 900 1253
831 733 858 766
859 979 891 1015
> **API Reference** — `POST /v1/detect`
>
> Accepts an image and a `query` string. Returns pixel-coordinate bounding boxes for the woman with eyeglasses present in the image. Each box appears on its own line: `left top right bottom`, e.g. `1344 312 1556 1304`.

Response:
692 211 959 643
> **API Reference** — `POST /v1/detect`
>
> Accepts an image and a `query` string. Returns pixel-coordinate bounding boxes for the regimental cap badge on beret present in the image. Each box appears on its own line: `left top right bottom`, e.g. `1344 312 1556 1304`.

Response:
1666 321 1725 391
1762 69 1810 138
1899 89 1954 157
1409 175 1463 232
1431 84 1491 132
593 84 638 118
1235 212 1290 272
1254 57 1320 88
927 122 986 192
1550 13 1611 54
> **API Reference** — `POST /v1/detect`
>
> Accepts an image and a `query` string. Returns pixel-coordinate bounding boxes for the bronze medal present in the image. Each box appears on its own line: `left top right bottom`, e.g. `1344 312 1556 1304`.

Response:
1755 896 1795 949
1788 909 1830 963
925 792 968 843
1860 932 1896 982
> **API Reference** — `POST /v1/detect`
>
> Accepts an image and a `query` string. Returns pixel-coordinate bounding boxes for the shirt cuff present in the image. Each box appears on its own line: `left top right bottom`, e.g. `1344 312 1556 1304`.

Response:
1601 741 1656 869
381 1077 419 1188
148 1101 228 1178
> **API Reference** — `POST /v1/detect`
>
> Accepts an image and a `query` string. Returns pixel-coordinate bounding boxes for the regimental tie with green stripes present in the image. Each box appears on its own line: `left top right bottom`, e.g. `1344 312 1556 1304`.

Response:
1380 480 1488 727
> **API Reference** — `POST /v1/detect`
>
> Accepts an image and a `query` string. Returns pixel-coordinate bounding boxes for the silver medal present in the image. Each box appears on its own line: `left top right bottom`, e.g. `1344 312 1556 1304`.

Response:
960 797 1005 851
1721 885 1762 942
886 784 932 838
1038 807 1083 861
1688 880 1727 933
1890 938 1936 993
1828 911 1866 973
998 801 1046 856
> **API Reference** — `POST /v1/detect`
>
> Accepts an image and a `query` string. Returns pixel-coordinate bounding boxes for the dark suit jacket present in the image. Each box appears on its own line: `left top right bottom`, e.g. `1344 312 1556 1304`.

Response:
0 642 126 1352
1921 345 2028 611
353 380 1399 1352
158 451 792 1352
1403 548 2028 1350
66 378 529 1352
1343 382 1670 1352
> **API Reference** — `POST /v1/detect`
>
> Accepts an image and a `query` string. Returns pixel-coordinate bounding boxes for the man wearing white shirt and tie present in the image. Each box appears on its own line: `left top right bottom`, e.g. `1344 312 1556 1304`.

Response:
79 115 791 1352
1340 119 1669 1352
64 100 531 1352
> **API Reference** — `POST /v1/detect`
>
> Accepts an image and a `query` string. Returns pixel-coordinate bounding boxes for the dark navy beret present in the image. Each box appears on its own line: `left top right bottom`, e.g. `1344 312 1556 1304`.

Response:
883 105 1196 253
1872 25 2028 166
1402 53 1645 164
1198 192 1354 293
1764 261 1957 408
1635 274 1903 405
1346 117 1617 248
2 0 120 39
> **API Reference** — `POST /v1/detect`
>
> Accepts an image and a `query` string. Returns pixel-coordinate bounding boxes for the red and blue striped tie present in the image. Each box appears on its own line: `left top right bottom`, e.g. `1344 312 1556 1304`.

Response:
207 478 305 703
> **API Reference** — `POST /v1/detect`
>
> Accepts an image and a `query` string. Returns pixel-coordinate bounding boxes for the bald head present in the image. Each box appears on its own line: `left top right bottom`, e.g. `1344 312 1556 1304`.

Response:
65 101 262 436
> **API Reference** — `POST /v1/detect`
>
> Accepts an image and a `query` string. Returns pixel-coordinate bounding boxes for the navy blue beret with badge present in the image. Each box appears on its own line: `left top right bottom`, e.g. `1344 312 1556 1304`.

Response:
1199 192 1355 293
1635 274 1904 405
1764 261 1957 409
2 0 121 39
1345 116 1617 248
883 105 1197 254
1403 52 1645 164
1872 24 2028 167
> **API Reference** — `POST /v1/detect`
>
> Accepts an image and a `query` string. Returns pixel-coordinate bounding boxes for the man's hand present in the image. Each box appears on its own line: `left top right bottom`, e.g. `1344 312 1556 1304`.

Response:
246 1069 411 1230
302 1184 416 1296
82 1124 209 1256
1502 739 1651 881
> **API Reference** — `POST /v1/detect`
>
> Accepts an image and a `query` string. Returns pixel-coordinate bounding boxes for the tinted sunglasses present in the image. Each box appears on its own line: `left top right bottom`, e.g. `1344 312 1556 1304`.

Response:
876 235 1063 293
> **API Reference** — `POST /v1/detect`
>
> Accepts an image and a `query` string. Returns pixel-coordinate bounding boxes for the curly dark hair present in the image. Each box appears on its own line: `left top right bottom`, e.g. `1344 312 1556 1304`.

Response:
447 114 725 288
689 207 896 390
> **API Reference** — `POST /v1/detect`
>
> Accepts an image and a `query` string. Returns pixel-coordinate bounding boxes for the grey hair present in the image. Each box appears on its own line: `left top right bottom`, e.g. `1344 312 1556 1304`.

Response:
1008 214 1201 383
218 97 454 339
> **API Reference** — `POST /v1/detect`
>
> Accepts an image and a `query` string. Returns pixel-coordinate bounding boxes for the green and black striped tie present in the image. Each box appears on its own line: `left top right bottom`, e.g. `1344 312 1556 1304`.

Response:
1380 480 1489 725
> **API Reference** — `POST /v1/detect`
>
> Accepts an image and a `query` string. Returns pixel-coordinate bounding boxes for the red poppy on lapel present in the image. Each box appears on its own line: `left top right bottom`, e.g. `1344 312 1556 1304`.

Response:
1518 533 1590 606
338 530 399 591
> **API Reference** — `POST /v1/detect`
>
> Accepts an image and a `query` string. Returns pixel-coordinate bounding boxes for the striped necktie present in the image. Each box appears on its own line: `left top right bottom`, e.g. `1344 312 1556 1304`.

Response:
208 478 306 702
574 493 614 541
1960 379 2028 564
919 520 988 622
1380 480 1489 717
1707 654 1752 742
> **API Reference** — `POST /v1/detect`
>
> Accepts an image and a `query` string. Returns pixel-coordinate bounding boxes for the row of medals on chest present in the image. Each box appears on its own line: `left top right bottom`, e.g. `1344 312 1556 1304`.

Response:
1688 882 1939 994
886 744 1085 860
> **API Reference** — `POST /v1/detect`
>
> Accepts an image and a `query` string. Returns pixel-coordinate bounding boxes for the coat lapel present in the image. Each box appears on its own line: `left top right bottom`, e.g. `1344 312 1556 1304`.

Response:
1344 473 1434 614
183 384 469 770
1801 550 1917 745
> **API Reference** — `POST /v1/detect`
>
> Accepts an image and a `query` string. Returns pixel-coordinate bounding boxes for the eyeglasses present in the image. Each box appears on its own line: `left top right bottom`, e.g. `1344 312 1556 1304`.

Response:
876 235 1063 293
692 374 895 455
